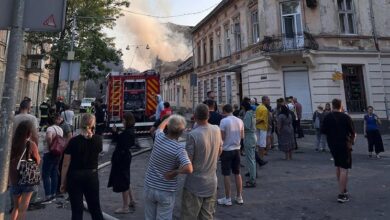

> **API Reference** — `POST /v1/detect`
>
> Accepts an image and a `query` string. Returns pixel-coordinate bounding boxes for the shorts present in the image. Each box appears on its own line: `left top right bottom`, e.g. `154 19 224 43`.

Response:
220 150 241 176
330 146 352 169
256 130 267 148
11 185 37 196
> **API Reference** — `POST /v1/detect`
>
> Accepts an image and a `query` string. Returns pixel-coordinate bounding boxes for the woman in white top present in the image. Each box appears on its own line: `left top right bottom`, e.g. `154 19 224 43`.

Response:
42 114 64 202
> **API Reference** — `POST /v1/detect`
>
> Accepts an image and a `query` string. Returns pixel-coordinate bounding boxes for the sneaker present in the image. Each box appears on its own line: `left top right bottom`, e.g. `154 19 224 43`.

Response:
235 196 244 205
337 194 349 203
114 208 130 214
376 154 381 159
40 198 53 205
217 197 232 206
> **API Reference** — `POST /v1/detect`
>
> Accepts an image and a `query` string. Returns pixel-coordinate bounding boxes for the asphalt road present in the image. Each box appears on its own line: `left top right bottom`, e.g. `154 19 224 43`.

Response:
7 133 390 220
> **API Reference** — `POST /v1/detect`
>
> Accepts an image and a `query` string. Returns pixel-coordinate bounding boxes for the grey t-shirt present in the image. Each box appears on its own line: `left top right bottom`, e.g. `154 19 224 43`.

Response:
184 124 221 197
13 113 39 132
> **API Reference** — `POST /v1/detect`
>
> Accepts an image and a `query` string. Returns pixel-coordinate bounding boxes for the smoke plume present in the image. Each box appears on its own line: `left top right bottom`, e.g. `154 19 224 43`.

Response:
109 1 192 71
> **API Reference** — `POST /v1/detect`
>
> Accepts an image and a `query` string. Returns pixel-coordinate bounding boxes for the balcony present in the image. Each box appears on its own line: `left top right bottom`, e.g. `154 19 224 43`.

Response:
259 32 319 53
26 54 45 73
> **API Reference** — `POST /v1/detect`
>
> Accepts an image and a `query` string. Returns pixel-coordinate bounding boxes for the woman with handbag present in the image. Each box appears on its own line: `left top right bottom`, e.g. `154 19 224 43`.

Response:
9 120 41 220
60 113 104 220
42 114 64 203
108 112 136 214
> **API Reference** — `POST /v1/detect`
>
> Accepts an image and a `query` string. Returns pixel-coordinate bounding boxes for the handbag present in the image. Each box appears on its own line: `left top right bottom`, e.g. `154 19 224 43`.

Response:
17 141 41 186
49 126 66 156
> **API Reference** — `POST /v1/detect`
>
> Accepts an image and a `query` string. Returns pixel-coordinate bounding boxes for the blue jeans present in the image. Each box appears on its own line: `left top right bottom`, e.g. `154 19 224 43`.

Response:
42 153 60 197
144 185 176 220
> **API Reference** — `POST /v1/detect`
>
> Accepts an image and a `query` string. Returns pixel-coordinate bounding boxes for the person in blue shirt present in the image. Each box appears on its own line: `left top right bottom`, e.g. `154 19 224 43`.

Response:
363 106 384 158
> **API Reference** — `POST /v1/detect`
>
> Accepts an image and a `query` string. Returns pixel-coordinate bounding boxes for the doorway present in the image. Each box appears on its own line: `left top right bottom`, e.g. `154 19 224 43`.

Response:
342 65 367 113
283 69 313 119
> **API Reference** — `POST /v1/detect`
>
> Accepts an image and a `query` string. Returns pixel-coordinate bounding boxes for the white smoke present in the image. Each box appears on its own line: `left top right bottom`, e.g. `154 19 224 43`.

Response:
108 1 192 71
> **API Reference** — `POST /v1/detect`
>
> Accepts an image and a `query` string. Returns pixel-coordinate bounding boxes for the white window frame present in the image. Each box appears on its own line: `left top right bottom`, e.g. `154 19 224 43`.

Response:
251 10 260 44
337 0 357 35
209 36 214 62
217 76 222 104
203 79 208 100
225 74 232 104
233 18 242 52
280 1 304 48
216 30 222 59
224 25 231 56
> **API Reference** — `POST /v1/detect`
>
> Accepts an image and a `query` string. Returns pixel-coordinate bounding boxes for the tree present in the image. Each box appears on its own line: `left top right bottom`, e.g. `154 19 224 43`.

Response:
26 0 129 104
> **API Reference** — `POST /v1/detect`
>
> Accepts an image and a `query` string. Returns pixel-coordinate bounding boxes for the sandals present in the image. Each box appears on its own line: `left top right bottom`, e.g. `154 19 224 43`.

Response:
244 181 256 188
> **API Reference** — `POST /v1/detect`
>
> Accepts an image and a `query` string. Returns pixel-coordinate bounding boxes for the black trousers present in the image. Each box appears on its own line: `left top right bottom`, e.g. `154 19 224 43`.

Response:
67 170 103 220
367 130 384 154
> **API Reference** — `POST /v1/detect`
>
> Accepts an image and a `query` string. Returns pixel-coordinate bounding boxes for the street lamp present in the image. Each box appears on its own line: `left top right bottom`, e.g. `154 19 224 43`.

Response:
125 44 150 68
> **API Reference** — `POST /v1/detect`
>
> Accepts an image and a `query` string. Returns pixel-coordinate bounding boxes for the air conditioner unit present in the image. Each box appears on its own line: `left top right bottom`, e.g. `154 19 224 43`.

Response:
306 0 317 8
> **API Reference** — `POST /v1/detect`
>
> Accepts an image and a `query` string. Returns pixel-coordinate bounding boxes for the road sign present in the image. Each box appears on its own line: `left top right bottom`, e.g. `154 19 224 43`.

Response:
0 0 66 32
60 61 81 81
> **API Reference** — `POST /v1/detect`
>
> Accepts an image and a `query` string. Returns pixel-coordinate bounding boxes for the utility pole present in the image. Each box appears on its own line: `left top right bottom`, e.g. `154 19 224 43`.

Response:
67 15 76 105
0 0 25 218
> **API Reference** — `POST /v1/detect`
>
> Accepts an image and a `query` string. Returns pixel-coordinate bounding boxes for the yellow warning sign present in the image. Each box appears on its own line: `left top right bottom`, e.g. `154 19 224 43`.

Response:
332 71 343 81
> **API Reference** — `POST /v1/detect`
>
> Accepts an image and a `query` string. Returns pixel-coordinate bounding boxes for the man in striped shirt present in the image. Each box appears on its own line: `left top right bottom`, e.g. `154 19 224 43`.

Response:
144 115 193 220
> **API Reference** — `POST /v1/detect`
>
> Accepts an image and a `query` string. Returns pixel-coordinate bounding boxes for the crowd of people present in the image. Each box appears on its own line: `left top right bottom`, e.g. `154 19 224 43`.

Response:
6 91 386 220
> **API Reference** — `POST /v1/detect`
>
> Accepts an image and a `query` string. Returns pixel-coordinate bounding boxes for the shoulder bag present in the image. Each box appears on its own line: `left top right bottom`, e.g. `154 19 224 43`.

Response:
17 141 41 186
50 126 67 156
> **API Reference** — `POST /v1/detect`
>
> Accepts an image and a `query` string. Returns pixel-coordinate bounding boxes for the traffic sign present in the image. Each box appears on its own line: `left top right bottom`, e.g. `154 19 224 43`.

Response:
0 0 66 32
60 61 81 81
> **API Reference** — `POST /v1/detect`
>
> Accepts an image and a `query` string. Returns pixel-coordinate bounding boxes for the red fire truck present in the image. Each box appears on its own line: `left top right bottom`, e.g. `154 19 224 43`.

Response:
106 70 160 130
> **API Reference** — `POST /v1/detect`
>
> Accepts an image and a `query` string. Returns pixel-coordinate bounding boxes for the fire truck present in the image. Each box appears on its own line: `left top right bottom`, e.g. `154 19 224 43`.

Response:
106 70 160 131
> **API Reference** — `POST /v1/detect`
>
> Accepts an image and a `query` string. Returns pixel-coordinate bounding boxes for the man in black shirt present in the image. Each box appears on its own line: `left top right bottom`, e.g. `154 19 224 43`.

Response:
322 99 356 203
203 91 218 112
206 99 223 126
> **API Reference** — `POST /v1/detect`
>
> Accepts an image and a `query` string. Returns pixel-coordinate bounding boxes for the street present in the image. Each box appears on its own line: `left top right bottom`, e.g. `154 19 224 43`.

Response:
14 133 390 220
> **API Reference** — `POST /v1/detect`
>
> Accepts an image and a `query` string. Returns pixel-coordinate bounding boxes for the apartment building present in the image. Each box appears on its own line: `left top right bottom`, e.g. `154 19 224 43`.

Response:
193 0 390 119
0 30 50 113
164 57 194 111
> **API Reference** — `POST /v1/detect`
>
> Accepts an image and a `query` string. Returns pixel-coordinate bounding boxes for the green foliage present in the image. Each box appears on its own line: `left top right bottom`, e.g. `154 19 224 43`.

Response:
26 0 129 80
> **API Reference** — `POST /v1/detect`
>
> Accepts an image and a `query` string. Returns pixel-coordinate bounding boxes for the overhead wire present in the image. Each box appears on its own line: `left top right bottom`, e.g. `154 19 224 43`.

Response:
121 3 219 19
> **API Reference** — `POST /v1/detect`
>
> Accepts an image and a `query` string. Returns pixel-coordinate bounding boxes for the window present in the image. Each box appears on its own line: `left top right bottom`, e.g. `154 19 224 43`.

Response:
342 65 367 112
280 1 303 48
209 36 214 62
31 60 39 69
225 75 232 104
209 78 214 93
216 30 222 59
203 40 207 65
197 42 201 67
251 10 260 44
338 0 356 34
224 25 231 56
217 77 222 103
233 18 242 51
198 80 203 103
203 80 208 100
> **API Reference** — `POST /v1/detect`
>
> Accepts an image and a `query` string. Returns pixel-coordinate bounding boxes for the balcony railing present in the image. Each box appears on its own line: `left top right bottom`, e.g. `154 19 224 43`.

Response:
259 32 319 53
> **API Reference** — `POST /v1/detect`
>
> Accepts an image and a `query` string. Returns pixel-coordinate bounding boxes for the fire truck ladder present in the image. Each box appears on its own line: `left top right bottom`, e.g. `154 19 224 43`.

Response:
111 79 122 121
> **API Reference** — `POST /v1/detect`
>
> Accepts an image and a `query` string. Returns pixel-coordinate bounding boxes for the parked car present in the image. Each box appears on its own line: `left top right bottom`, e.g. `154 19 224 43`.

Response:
80 97 95 113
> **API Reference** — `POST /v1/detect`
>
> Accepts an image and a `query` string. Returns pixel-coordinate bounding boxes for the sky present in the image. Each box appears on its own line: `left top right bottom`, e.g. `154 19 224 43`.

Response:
106 0 222 71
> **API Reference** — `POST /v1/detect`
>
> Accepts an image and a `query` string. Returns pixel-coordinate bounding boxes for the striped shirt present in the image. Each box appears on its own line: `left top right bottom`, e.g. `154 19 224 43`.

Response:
145 129 191 192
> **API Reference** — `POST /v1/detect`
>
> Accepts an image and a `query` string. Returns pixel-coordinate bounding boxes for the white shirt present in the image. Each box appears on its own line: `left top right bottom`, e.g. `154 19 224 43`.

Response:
220 115 244 151
61 110 74 126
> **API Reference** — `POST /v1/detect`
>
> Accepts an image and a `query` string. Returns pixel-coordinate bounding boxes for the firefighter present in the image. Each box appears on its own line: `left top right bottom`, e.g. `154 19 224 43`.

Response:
39 98 51 131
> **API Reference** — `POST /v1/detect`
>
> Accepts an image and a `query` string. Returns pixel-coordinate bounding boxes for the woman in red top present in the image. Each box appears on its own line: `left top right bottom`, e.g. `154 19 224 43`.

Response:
9 120 41 220
160 102 173 119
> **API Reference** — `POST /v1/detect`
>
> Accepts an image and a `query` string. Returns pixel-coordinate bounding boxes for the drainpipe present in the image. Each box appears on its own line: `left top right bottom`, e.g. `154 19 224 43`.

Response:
369 0 389 120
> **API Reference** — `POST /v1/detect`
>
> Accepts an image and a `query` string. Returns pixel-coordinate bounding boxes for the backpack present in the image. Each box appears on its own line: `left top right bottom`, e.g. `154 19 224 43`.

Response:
49 126 66 156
